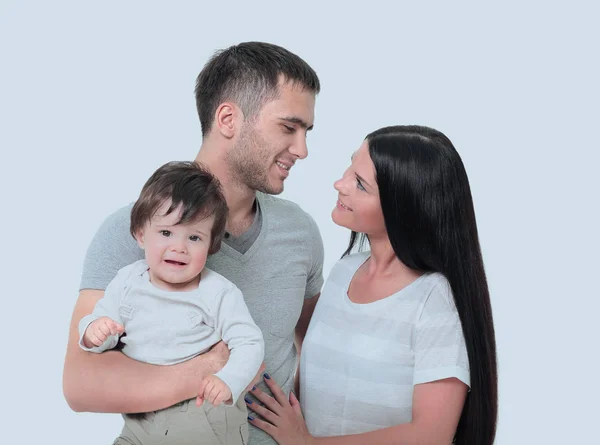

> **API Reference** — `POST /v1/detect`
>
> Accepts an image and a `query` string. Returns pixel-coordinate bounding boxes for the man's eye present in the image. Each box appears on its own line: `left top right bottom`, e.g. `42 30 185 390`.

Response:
189 235 201 242
160 230 172 237
284 125 295 133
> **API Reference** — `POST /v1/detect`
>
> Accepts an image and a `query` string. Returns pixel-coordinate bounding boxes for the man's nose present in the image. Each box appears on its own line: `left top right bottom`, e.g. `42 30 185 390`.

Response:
289 135 308 160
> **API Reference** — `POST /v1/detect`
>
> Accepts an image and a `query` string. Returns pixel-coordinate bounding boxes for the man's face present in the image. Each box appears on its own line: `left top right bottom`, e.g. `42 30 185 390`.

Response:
227 80 316 195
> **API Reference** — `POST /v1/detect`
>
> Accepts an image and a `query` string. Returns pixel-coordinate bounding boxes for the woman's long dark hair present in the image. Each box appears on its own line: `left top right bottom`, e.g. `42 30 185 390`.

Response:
344 125 497 445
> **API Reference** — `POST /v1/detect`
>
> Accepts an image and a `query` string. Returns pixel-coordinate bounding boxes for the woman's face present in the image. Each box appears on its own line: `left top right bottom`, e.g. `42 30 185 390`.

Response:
332 141 386 236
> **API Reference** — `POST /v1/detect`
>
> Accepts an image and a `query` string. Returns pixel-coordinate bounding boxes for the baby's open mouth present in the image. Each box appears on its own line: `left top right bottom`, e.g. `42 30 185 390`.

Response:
165 260 186 266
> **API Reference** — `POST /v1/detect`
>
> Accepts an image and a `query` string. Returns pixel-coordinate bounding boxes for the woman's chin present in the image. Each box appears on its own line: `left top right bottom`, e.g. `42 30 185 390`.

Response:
331 208 350 229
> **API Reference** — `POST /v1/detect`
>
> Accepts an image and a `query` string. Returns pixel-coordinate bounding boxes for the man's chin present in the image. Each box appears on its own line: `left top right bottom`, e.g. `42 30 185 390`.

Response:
257 182 284 195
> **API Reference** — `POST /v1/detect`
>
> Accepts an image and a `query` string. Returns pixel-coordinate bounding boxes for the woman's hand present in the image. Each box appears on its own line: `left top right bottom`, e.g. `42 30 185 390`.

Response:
246 373 314 445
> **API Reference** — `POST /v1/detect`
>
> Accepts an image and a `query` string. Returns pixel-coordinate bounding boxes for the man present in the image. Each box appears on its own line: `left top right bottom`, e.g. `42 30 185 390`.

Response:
63 42 323 445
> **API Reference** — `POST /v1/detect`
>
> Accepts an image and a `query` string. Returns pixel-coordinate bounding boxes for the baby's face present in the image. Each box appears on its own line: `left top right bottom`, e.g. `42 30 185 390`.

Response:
136 202 215 292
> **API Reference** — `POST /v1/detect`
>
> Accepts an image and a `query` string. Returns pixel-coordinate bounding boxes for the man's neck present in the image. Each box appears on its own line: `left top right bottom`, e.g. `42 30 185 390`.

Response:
194 142 257 233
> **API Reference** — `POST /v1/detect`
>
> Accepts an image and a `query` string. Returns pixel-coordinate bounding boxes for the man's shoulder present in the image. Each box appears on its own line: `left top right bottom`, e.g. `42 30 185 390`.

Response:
258 192 304 213
102 203 134 229
92 202 136 245
258 193 315 229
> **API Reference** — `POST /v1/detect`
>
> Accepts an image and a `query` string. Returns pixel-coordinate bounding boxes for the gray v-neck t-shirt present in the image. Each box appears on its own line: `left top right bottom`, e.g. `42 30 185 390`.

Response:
222 200 262 254
79 192 324 445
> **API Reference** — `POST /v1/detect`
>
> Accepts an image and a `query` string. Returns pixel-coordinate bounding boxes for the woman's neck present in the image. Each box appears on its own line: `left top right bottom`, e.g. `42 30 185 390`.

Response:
365 234 420 281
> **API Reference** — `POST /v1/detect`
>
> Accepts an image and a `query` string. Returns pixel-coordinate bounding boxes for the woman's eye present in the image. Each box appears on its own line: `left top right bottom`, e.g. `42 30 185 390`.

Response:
356 179 366 191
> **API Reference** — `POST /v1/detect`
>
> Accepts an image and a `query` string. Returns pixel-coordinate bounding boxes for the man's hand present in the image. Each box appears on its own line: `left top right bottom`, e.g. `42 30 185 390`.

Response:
196 375 232 407
82 316 124 348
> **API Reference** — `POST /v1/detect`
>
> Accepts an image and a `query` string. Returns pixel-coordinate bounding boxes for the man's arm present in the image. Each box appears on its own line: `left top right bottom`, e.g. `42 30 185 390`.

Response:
293 293 320 396
62 289 228 413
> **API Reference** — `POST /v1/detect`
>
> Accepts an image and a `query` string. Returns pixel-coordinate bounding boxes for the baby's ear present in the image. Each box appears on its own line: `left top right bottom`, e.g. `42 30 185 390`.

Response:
134 230 145 249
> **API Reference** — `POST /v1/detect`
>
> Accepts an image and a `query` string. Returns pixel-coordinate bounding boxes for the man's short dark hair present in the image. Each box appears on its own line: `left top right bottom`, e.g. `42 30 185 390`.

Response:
130 161 228 254
195 41 320 136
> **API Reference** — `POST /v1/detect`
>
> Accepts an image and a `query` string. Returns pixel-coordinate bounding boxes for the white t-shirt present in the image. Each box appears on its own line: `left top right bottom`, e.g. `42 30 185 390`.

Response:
300 251 470 436
78 259 264 404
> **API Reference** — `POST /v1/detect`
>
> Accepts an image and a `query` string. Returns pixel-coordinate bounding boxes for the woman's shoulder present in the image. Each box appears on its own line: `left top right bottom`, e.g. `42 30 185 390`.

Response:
323 251 370 287
417 272 458 315
332 251 370 273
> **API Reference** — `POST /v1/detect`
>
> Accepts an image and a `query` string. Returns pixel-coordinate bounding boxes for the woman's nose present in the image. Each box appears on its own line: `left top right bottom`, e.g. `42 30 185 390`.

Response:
334 174 349 194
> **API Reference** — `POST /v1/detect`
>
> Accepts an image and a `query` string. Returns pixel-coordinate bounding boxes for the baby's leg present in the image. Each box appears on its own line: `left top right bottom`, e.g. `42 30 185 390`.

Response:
111 423 143 445
117 405 180 445
164 398 249 445
223 396 250 445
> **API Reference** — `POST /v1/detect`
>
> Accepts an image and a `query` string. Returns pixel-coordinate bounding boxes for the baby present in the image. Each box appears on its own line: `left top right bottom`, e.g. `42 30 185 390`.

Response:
78 161 264 445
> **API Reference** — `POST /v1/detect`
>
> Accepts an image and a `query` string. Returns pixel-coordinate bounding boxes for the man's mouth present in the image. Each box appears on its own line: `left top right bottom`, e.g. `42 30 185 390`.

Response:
276 160 291 171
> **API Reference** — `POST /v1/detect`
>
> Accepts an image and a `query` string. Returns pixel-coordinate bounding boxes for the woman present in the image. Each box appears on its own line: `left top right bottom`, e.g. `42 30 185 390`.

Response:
245 125 498 445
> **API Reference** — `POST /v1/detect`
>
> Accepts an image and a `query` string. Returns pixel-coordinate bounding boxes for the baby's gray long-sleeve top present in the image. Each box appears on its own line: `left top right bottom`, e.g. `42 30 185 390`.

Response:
78 259 265 405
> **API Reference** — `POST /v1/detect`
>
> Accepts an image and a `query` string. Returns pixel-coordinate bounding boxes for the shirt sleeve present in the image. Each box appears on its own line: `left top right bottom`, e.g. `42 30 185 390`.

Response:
79 204 144 291
212 285 265 405
78 265 130 353
303 212 324 299
413 279 471 388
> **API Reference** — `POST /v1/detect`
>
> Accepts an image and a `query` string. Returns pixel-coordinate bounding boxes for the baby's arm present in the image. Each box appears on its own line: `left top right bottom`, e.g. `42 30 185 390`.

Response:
78 271 126 353
211 286 265 405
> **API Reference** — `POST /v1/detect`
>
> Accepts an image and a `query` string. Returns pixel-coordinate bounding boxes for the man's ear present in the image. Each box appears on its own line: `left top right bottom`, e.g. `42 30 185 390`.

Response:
214 102 241 139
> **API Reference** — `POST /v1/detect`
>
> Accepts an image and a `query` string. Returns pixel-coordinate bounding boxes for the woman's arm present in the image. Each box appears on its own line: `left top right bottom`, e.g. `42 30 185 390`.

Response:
63 289 228 413
312 378 467 445
248 376 467 445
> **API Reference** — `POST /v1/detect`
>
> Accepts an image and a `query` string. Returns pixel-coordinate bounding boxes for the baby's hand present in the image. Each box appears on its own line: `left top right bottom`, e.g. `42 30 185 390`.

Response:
196 375 232 407
83 316 124 348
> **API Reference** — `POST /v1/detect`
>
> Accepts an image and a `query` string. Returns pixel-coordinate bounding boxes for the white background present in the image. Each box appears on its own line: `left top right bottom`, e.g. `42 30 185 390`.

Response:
1 1 598 443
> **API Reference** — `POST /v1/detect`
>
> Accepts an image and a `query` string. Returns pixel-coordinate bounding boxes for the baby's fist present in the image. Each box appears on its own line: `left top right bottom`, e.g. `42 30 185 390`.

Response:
197 375 232 407
83 316 124 348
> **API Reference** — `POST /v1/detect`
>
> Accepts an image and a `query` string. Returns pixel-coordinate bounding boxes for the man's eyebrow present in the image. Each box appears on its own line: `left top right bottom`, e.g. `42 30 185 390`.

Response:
280 117 313 131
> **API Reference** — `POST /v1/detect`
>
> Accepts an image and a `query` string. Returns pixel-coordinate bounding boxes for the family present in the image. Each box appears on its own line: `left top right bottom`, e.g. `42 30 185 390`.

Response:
62 42 498 445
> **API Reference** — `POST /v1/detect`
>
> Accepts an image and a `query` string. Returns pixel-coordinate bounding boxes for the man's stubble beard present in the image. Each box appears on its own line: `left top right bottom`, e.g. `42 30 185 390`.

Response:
227 124 284 195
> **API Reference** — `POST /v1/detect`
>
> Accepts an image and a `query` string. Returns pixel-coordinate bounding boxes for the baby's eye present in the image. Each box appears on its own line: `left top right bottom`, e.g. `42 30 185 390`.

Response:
160 230 172 237
189 235 201 242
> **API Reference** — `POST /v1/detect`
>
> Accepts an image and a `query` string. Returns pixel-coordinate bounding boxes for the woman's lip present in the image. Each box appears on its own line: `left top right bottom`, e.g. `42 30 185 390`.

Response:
337 200 352 211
